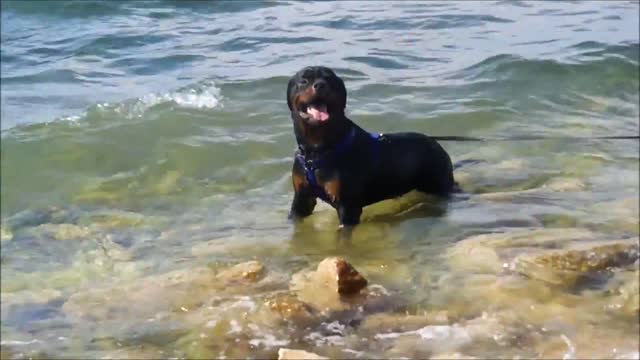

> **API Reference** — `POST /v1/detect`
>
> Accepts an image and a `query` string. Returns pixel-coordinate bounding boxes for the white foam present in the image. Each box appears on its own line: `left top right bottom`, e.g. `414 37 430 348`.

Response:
324 321 346 336
248 334 290 348
54 81 223 123
227 319 242 334
616 351 640 359
60 114 83 122
375 324 473 348
561 334 576 360
140 80 222 110
205 319 218 328
226 296 257 312
343 349 365 357
305 331 345 346
0 339 41 346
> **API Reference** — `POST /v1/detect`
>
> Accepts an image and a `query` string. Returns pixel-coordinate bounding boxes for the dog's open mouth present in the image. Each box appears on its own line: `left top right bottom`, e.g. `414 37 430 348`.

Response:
299 103 329 122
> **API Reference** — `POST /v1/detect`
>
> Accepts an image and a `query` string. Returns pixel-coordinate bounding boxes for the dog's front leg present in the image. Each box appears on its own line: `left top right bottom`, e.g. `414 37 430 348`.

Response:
337 205 362 227
336 205 361 241
289 190 316 221
289 166 317 221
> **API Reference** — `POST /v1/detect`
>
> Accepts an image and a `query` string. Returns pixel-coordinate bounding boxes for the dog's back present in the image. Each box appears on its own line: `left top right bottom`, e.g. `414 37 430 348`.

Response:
348 130 455 206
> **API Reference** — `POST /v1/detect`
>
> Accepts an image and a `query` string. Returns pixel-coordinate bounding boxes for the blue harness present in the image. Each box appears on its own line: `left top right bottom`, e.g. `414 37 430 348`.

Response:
295 127 381 203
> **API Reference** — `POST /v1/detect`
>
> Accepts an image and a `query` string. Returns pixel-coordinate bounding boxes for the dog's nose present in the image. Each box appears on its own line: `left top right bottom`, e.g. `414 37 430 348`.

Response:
313 80 326 92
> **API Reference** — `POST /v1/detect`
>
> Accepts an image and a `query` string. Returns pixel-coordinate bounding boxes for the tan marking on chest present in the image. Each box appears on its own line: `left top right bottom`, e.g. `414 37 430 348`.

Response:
322 177 341 203
292 172 306 192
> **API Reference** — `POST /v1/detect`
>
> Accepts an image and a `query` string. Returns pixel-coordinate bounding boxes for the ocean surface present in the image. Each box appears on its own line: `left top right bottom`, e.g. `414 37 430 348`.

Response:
1 1 639 359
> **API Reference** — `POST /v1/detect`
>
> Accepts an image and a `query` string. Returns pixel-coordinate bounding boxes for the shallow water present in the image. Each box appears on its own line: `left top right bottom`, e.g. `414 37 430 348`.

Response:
1 1 639 359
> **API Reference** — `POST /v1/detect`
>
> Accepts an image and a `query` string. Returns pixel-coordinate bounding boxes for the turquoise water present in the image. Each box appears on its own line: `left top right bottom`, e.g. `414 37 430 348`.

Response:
1 1 639 358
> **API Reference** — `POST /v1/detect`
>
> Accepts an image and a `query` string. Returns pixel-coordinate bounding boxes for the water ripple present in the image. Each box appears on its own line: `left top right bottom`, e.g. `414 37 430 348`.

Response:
2 1 637 128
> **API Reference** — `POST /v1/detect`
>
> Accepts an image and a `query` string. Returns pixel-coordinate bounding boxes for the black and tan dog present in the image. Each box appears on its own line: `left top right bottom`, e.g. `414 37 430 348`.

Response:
287 66 456 233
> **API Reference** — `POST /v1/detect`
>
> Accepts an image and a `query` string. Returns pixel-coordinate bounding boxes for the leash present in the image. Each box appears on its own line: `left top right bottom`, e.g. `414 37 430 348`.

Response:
432 135 640 142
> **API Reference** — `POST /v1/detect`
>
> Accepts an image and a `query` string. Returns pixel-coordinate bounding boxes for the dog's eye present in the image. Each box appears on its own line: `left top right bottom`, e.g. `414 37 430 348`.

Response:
298 79 309 86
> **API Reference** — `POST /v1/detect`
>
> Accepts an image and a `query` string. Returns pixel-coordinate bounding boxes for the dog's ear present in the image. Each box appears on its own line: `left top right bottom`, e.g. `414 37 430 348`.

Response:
287 77 296 111
332 73 347 112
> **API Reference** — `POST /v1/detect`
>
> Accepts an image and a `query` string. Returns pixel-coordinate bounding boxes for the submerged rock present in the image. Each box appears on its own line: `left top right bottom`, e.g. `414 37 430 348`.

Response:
511 240 639 287
78 210 161 230
380 314 511 358
175 293 300 359
446 240 503 275
360 311 450 335
1 225 13 242
445 228 598 276
453 230 638 288
606 267 640 317
63 260 281 322
35 223 93 241
591 197 640 235
543 177 586 192
216 260 266 284
1 288 63 310
5 206 76 229
63 266 219 320
535 323 640 359
264 293 317 327
1 234 138 296
461 228 596 249
278 348 327 360
475 188 540 202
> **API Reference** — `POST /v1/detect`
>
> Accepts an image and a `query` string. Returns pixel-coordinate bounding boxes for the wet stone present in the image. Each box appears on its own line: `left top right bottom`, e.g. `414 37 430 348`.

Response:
334 258 368 295
290 257 369 313
431 352 477 359
305 257 370 295
278 348 328 360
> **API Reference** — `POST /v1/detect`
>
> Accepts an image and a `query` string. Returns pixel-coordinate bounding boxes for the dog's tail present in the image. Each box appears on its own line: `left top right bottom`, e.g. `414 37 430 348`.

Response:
453 159 485 170
450 159 484 194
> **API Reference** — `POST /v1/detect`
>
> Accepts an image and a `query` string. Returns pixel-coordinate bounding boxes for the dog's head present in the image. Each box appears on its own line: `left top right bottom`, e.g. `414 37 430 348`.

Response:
287 66 347 126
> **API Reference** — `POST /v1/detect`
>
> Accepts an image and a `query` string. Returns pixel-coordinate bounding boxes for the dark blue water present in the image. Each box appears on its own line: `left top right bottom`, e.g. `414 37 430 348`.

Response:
2 1 638 129
1 1 639 359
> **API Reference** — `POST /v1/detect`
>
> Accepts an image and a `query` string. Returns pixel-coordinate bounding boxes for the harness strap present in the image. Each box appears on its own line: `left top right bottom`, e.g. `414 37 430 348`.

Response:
296 128 382 203
370 131 381 163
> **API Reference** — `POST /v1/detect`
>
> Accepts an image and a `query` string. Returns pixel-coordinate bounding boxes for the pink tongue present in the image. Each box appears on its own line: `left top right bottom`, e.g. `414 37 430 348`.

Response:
307 104 329 122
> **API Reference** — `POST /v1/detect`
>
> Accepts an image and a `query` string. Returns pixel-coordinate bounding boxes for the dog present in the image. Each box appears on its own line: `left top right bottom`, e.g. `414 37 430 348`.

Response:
287 66 456 234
